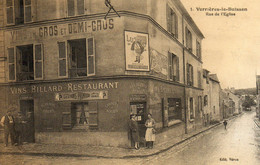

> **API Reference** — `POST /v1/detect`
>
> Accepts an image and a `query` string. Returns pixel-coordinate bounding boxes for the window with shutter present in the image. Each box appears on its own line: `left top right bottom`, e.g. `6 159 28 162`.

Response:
191 65 194 86
6 0 15 25
87 37 95 76
186 63 190 85
34 44 43 80
7 47 16 81
166 4 171 32
24 0 32 23
166 4 178 38
168 52 173 80
176 56 180 81
58 42 68 78
67 0 85 16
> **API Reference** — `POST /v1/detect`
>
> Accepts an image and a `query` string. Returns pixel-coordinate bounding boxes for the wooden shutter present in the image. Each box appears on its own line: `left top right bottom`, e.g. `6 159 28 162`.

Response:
88 102 98 130
186 63 189 85
87 37 95 76
62 112 72 129
176 56 179 81
77 0 84 15
24 0 32 23
168 52 173 80
166 4 171 32
58 41 68 78
34 44 43 80
175 12 178 38
7 47 16 81
6 0 15 25
68 0 75 16
191 65 194 86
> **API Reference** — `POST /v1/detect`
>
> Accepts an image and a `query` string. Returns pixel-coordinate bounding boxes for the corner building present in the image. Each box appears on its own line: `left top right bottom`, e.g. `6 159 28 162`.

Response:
0 0 204 147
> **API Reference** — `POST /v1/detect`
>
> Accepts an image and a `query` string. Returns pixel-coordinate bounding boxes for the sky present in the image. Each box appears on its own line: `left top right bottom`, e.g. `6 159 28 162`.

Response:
181 0 260 89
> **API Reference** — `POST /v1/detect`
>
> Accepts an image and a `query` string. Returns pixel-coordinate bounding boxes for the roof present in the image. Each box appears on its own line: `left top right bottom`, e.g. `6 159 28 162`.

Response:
209 74 220 83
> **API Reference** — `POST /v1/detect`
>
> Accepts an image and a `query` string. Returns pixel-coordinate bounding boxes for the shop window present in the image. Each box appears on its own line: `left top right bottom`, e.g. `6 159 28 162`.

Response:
6 0 32 25
196 40 201 59
58 37 95 78
189 97 194 120
166 4 178 38
187 63 193 86
8 44 43 81
168 52 179 82
64 102 98 130
67 0 85 17
185 27 192 51
168 98 182 121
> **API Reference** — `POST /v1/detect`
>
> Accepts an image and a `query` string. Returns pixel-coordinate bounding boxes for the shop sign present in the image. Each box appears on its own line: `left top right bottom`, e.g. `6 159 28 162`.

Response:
9 18 114 42
129 94 147 101
55 91 108 101
125 31 150 71
55 92 79 101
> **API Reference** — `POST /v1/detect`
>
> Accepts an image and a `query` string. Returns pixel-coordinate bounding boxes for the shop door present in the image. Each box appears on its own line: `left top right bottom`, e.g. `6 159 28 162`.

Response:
20 100 35 143
130 102 146 139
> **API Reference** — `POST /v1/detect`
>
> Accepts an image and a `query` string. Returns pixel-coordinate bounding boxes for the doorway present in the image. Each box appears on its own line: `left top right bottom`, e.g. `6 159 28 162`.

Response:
20 100 35 143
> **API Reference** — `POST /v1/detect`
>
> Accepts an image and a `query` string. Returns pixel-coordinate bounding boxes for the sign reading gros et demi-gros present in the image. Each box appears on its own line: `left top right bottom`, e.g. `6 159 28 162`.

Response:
9 18 114 42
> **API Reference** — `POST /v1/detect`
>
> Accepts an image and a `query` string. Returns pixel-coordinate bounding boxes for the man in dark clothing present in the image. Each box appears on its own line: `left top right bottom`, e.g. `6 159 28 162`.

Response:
1 109 16 147
223 120 228 130
14 112 27 145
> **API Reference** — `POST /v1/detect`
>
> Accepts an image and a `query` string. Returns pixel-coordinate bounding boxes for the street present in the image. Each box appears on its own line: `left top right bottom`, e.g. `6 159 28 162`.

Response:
0 111 259 165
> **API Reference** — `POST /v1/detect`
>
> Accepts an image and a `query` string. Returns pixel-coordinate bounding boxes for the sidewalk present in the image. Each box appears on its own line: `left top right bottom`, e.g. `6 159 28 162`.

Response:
0 115 240 159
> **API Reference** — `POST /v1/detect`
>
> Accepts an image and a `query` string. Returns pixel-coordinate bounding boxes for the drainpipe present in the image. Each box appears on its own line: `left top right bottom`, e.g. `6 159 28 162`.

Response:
182 14 188 134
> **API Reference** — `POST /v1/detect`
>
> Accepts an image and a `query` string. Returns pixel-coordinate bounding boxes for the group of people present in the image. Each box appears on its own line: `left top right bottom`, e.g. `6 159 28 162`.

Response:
129 113 156 150
0 109 28 147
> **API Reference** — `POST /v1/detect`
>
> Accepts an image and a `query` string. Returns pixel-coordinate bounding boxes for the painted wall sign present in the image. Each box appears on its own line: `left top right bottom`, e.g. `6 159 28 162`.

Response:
55 91 108 101
9 81 119 94
125 31 150 71
9 18 114 42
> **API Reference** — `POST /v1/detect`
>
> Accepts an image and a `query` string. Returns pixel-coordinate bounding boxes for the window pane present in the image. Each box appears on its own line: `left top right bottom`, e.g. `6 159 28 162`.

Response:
35 61 42 78
59 59 67 76
25 0 31 5
6 0 13 7
6 7 14 24
35 45 42 60
87 38 94 55
88 56 94 74
25 6 32 22
8 48 14 63
68 0 75 16
77 0 84 15
58 42 66 58
9 64 15 80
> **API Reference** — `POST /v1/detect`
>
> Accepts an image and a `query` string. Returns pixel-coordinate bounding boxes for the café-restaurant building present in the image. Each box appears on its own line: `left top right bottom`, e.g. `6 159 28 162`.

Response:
0 0 204 147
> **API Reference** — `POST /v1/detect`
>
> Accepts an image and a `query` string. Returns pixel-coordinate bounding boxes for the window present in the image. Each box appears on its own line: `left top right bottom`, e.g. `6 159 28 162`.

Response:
204 95 208 106
166 4 178 38
186 63 193 86
198 70 202 88
58 37 95 78
68 102 98 130
168 52 179 82
189 97 194 120
8 44 43 81
196 40 201 59
198 96 202 113
185 27 192 51
168 98 182 121
6 0 32 25
68 0 85 17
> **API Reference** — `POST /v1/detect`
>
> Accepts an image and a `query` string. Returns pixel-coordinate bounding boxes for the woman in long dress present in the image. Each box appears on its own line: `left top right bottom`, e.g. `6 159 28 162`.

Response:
145 113 156 149
129 114 140 149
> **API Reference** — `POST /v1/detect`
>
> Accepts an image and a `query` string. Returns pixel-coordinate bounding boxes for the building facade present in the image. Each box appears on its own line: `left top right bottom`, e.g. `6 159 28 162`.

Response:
0 0 204 146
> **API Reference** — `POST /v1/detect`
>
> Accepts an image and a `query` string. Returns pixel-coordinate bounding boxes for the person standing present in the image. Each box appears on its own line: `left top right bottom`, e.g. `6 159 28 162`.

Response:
129 114 140 149
145 113 156 149
223 120 228 130
0 109 16 147
14 112 27 145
